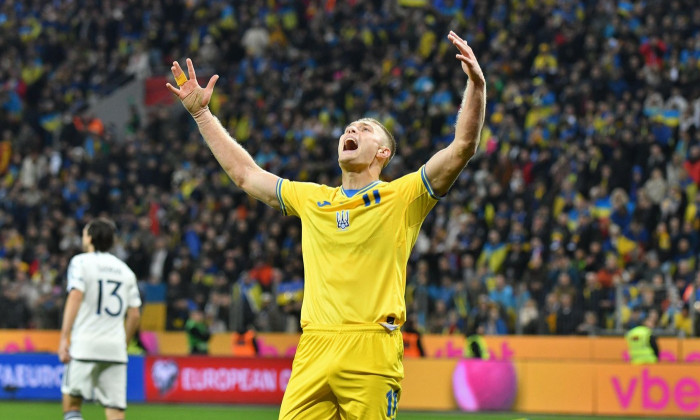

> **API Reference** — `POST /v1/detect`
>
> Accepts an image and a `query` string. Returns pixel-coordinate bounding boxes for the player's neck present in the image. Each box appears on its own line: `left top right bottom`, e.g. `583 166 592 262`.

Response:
341 169 379 190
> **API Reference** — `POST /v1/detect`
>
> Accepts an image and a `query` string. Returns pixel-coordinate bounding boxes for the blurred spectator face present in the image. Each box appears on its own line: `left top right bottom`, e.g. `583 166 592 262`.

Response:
630 308 642 322
689 146 700 160
189 309 204 322
168 271 181 286
435 300 447 315
646 310 659 327
438 257 450 272
525 299 536 311
604 254 618 270
558 273 571 287
417 260 429 274
488 230 501 245
468 278 481 292
477 294 489 309
461 254 474 268
546 293 559 309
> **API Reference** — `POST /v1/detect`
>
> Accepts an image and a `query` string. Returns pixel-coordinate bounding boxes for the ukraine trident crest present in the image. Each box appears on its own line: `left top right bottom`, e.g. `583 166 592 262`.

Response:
336 210 350 230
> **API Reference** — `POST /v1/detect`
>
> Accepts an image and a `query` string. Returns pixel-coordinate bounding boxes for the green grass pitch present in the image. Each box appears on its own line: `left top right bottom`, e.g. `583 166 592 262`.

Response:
0 401 670 419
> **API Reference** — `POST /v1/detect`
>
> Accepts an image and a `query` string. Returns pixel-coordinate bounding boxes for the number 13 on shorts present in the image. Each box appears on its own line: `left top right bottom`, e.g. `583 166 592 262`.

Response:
385 389 398 419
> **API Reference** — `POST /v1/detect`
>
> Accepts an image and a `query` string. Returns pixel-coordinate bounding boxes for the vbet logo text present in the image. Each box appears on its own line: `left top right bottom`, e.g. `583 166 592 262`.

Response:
611 368 700 412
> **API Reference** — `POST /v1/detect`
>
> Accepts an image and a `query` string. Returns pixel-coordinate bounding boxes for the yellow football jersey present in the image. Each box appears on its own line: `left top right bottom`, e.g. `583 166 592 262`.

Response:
276 166 439 328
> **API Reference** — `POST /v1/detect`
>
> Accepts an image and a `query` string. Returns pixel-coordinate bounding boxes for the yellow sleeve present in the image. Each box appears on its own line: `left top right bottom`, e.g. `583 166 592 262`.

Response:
392 165 440 227
276 178 321 218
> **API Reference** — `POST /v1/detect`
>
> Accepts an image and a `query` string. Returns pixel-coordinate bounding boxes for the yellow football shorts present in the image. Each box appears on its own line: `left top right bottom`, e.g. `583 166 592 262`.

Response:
279 324 404 420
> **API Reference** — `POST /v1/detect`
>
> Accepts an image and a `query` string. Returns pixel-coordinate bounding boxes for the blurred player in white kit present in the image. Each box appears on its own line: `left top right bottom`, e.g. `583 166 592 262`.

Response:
58 218 142 420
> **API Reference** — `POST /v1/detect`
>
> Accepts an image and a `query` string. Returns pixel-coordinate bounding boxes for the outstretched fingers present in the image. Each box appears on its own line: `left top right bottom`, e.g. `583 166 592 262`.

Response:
455 53 475 66
186 58 197 81
201 74 220 106
167 58 220 107
165 82 180 95
172 61 185 79
205 74 219 92
448 31 473 58
168 60 188 96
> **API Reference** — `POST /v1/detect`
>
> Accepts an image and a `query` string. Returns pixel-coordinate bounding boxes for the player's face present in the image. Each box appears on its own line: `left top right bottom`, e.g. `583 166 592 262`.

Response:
338 120 389 171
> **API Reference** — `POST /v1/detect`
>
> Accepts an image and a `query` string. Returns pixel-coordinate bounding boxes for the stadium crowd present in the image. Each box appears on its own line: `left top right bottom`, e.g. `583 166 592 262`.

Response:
1 0 700 338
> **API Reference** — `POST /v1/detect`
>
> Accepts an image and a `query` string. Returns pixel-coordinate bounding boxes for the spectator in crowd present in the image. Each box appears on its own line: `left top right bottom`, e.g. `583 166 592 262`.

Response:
556 293 582 335
576 311 600 336
518 298 539 335
483 304 508 335
185 306 211 355
0 283 32 328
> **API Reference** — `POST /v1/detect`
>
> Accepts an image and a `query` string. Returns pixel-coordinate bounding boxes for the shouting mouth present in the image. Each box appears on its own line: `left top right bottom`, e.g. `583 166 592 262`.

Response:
343 138 358 151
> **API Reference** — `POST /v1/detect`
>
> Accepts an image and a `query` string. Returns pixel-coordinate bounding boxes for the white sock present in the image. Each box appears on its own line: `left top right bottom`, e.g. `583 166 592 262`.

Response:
64 410 83 420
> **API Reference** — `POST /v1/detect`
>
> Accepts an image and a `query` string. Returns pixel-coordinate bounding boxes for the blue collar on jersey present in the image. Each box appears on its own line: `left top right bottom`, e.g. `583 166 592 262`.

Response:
341 180 380 197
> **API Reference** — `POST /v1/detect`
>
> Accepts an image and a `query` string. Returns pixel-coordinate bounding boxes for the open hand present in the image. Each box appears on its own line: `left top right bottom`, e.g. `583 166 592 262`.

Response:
166 58 219 115
447 31 485 86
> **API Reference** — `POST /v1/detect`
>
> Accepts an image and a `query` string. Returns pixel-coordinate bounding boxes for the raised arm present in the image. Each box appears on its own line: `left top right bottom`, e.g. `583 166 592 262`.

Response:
424 31 486 196
166 58 281 209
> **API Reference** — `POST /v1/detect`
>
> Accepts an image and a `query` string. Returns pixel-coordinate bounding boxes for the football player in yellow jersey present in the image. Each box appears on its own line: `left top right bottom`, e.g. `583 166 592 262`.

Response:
167 31 485 420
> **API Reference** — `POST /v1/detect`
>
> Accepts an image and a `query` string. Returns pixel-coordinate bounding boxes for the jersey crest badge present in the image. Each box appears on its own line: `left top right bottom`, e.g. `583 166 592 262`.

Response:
336 210 350 230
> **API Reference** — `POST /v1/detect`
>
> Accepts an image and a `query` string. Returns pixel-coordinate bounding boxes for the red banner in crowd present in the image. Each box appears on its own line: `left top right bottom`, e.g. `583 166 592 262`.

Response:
144 356 293 404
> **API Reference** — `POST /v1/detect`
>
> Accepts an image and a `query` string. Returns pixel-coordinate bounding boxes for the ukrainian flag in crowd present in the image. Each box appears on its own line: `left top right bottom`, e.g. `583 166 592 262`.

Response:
39 113 62 133
661 109 680 127
478 242 508 274
592 197 612 220
644 107 680 127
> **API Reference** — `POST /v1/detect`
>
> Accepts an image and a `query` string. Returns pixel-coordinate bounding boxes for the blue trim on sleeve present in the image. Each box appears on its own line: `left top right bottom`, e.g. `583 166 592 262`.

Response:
420 165 440 200
276 178 287 215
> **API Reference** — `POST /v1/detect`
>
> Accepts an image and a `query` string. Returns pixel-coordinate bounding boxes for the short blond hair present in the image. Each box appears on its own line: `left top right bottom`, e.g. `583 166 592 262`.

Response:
357 117 396 168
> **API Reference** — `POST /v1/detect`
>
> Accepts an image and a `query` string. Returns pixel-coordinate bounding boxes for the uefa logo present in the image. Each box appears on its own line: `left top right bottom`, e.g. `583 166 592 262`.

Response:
151 359 179 395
